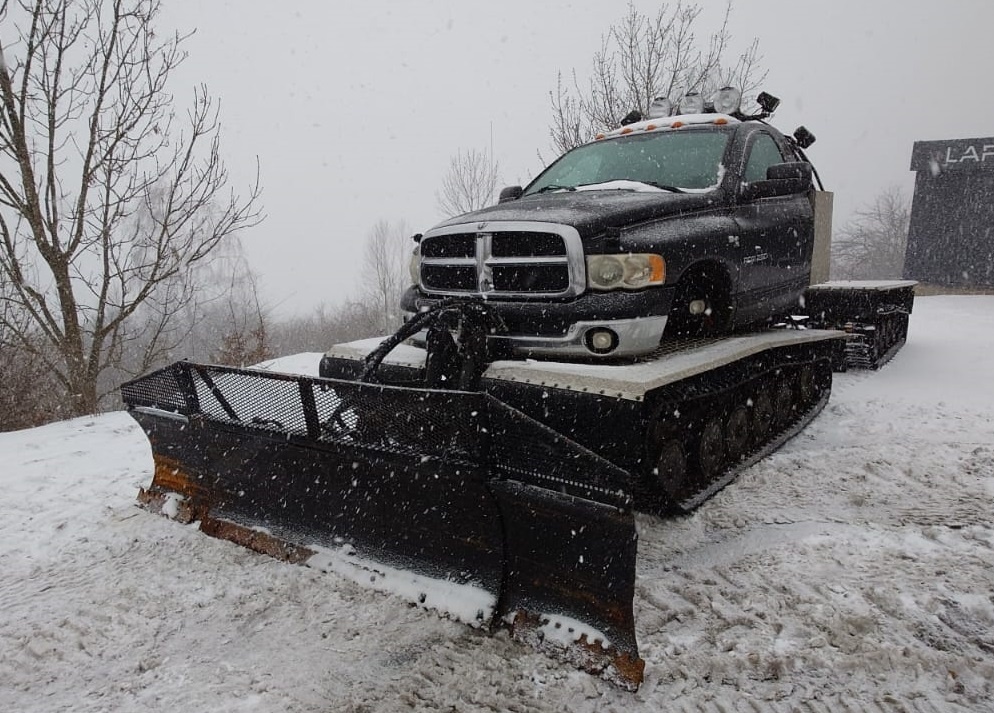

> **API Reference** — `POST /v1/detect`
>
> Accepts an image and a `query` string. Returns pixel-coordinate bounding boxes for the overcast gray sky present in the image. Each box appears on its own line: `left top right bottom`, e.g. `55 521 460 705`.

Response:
160 0 993 315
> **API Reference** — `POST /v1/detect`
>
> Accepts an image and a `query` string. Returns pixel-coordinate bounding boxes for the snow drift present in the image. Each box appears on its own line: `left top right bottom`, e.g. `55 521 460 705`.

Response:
2 295 993 712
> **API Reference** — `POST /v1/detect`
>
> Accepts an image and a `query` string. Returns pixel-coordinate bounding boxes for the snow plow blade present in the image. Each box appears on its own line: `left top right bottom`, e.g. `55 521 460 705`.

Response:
121 361 644 689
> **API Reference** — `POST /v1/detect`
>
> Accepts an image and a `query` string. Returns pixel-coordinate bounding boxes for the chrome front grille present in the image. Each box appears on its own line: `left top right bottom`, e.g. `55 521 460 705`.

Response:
419 221 584 298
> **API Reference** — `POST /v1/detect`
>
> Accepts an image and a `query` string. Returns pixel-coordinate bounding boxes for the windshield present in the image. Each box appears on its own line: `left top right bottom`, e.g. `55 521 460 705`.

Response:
524 129 730 196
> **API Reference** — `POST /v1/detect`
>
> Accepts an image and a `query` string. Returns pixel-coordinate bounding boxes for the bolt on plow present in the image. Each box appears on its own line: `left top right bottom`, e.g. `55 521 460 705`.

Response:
122 301 848 691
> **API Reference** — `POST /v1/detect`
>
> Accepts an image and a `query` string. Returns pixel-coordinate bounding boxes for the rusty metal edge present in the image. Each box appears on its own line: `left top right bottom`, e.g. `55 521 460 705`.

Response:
135 456 644 691
506 611 645 692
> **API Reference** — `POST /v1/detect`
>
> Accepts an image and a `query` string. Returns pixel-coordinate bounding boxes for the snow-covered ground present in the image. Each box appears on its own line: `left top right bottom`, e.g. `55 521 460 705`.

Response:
2 295 993 712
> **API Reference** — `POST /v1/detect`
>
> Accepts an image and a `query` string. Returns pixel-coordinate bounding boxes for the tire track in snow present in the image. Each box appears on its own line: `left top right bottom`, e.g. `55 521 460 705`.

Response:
661 697 973 713
629 435 994 711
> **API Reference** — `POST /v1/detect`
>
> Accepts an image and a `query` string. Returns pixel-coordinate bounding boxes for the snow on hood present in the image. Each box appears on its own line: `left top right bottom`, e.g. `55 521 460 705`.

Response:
430 189 720 239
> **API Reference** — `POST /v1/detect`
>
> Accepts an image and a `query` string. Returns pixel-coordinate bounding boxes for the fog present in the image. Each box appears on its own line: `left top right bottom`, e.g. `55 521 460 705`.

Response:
159 0 994 314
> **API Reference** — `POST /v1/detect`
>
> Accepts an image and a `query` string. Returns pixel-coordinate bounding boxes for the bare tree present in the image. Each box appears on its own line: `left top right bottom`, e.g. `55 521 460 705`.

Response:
207 252 272 367
832 187 910 280
269 299 385 358
0 0 263 417
361 219 412 333
210 297 271 367
92 231 265 392
436 148 500 217
0 294 64 430
548 1 766 154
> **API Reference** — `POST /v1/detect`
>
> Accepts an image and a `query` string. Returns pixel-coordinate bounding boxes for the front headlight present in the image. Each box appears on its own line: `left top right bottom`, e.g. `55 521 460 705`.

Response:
586 253 666 290
409 245 420 286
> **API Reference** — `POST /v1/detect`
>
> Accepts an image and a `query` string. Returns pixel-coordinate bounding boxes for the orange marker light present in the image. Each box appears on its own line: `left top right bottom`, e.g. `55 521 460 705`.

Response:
671 121 684 128
595 133 605 140
620 127 633 134
649 255 666 283
714 117 728 125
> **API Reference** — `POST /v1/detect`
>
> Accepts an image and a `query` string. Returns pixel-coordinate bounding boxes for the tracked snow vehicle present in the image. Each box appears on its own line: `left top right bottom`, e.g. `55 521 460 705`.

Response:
804 280 917 369
122 90 914 691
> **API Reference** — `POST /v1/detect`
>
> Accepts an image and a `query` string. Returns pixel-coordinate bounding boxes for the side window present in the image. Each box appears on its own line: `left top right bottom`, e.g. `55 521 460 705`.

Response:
743 133 785 183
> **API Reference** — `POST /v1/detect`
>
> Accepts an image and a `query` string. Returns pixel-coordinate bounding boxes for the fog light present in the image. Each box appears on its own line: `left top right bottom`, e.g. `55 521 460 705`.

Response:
585 328 618 354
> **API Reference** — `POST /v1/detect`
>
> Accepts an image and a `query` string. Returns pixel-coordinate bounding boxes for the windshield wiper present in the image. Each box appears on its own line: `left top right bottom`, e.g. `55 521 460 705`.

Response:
582 179 684 193
533 184 577 194
636 180 684 193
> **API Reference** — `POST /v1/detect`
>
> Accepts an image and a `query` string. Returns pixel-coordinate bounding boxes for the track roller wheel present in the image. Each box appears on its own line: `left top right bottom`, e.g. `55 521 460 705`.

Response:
866 326 881 365
653 439 689 504
750 389 774 444
772 378 794 429
798 364 817 406
725 405 751 463
695 416 726 481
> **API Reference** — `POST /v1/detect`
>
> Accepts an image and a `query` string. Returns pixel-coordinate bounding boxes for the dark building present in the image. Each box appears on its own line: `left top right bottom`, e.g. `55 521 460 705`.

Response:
906 137 994 287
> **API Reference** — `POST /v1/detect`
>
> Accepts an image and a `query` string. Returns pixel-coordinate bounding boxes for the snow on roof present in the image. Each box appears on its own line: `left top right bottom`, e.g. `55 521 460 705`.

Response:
593 113 740 143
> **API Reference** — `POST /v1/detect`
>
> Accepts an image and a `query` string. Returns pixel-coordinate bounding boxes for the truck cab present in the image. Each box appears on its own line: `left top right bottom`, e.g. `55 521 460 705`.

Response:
403 90 823 358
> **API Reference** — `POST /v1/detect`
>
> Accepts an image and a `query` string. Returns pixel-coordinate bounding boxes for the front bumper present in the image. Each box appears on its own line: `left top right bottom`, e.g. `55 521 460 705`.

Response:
401 287 675 358
489 315 668 358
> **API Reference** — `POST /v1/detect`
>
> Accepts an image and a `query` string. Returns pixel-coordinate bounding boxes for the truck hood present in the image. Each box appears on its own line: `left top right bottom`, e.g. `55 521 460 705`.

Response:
430 189 723 238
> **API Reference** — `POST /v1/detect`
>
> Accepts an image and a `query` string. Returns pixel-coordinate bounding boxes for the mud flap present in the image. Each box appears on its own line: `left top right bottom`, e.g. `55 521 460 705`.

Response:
122 361 643 689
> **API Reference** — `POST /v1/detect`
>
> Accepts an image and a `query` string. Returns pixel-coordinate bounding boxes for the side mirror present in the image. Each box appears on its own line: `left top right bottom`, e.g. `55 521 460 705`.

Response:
741 162 813 201
767 162 812 182
498 185 523 203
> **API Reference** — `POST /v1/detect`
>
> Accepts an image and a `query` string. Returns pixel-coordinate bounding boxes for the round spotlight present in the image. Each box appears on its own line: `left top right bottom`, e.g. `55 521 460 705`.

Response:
647 96 672 119
678 92 704 115
712 86 741 115
585 328 619 355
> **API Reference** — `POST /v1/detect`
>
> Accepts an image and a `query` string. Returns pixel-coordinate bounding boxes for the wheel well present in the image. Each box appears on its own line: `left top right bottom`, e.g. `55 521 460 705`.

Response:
666 261 734 337
673 261 732 301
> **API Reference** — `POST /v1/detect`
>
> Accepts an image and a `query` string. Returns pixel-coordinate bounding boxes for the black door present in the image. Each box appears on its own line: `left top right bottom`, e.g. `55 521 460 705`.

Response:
732 131 813 321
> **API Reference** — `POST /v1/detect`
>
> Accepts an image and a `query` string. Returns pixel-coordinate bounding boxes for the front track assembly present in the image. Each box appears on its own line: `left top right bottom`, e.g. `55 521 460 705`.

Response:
644 348 835 512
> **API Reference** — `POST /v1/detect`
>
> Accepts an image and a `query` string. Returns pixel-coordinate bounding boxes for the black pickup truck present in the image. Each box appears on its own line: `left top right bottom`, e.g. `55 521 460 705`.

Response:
402 97 822 358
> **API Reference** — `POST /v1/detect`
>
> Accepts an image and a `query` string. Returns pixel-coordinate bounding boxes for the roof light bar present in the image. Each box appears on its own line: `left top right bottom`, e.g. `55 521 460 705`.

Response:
712 86 742 115
678 91 704 115
647 97 673 119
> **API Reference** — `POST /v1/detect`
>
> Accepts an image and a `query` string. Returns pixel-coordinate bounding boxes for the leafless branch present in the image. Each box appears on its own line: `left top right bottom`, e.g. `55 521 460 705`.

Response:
361 219 412 333
436 148 500 218
547 1 767 152
832 186 910 280
0 0 263 416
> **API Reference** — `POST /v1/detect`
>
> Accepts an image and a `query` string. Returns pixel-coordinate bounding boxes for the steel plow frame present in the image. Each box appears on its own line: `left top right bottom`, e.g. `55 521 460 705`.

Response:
122 360 645 690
